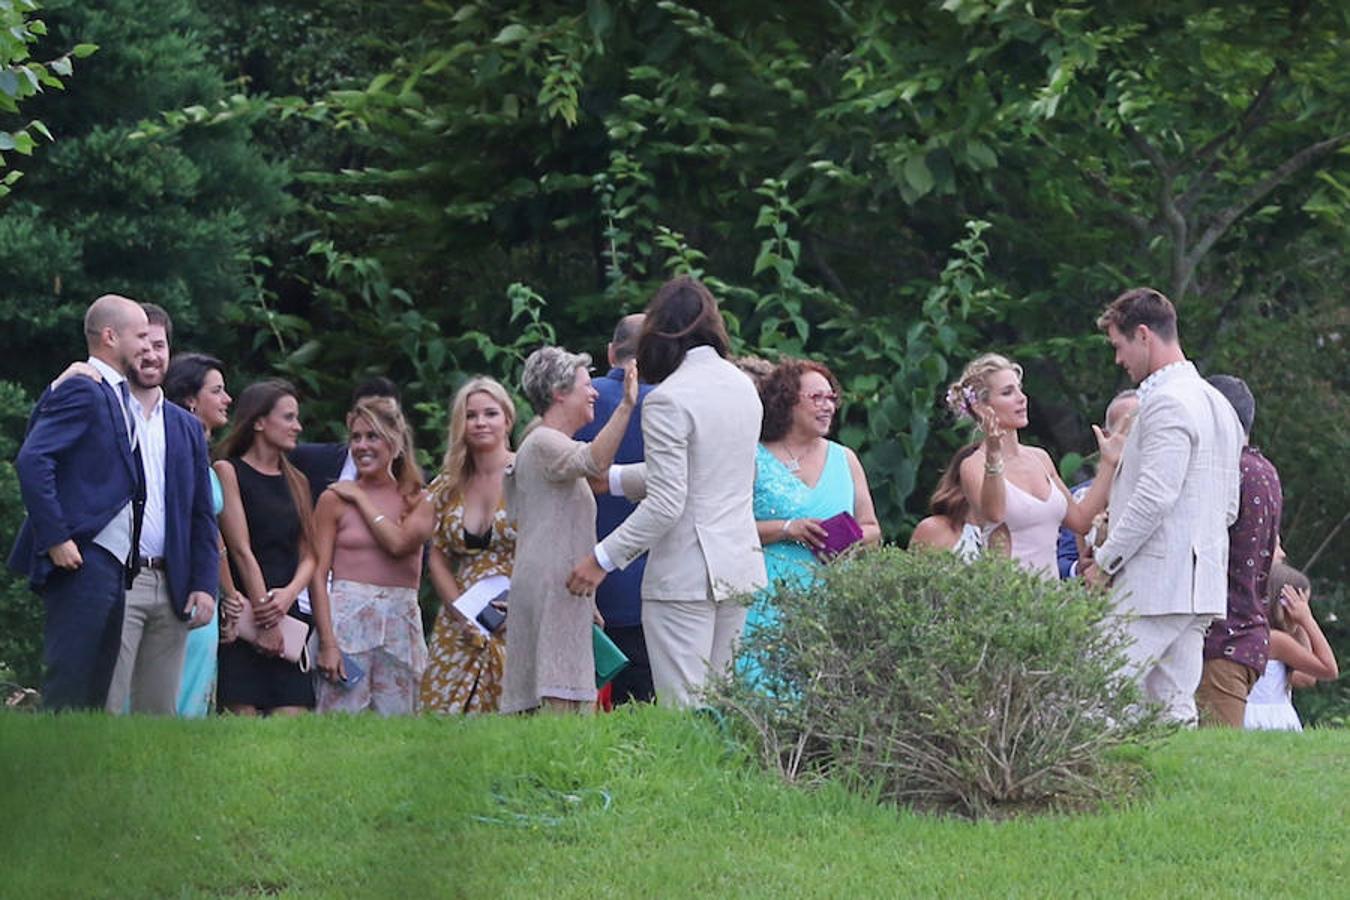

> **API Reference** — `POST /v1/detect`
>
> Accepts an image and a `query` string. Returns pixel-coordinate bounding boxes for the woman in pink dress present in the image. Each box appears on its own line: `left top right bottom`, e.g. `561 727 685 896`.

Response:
946 354 1126 578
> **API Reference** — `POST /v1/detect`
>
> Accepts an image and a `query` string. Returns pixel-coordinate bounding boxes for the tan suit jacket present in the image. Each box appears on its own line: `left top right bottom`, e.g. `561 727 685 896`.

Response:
601 346 767 602
1097 362 1242 617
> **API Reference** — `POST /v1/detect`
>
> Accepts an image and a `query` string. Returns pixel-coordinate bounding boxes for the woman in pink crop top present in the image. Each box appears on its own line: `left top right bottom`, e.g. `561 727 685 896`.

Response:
309 396 434 714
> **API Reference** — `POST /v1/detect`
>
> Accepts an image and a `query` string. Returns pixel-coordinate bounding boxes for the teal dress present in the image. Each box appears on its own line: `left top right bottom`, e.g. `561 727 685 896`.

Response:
176 468 223 717
742 442 855 681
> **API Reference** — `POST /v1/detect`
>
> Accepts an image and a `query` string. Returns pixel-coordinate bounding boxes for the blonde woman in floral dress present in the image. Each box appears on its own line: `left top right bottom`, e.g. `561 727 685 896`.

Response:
419 377 518 713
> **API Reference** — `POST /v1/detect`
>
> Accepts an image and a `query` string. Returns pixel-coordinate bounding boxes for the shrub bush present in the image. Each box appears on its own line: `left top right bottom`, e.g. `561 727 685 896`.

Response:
0 379 41 689
713 547 1169 820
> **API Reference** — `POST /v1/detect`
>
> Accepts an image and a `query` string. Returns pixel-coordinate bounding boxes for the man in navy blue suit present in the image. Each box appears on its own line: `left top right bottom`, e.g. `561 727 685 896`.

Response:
99 304 219 714
9 295 152 710
574 314 656 704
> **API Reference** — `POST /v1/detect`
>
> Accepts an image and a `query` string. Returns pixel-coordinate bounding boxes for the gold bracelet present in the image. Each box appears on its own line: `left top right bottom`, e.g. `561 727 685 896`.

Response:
984 460 1005 476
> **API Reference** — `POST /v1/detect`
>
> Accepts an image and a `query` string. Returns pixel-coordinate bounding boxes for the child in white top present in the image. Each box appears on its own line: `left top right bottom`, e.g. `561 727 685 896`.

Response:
1244 563 1338 731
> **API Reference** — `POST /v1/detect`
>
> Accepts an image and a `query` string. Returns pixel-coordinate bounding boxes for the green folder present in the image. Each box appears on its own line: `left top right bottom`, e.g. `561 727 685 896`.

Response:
593 624 630 688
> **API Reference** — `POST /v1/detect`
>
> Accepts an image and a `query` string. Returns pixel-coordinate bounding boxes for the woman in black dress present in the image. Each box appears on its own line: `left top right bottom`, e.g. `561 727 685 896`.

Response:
214 379 317 715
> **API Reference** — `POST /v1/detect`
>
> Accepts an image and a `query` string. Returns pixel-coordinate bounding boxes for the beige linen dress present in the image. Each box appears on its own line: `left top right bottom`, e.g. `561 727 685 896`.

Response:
501 425 601 713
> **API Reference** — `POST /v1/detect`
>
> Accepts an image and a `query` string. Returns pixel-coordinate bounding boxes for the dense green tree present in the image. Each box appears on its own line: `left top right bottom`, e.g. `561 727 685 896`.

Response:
0 0 289 387
0 0 289 683
232 0 1346 555
0 0 96 200
2 1 1345 699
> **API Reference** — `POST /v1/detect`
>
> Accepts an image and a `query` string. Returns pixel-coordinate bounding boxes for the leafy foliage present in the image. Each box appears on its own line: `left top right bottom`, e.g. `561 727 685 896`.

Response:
714 548 1169 819
205 0 1346 550
0 1 1345 710
0 0 289 388
0 379 39 686
0 0 96 199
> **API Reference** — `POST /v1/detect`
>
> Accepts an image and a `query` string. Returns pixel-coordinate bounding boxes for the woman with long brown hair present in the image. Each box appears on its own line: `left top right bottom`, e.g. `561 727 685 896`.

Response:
910 444 982 557
419 377 519 714
310 396 433 714
213 379 317 716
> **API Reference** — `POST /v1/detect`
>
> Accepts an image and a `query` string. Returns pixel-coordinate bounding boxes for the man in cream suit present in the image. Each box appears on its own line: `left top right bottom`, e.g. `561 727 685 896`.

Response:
568 278 767 707
1086 288 1243 724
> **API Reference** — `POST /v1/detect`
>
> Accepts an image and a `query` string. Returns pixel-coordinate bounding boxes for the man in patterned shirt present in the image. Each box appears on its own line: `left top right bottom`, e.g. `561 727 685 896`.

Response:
1195 375 1283 727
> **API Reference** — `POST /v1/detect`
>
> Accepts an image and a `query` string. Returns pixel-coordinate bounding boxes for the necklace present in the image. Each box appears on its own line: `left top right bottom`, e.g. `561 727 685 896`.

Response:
780 439 817 473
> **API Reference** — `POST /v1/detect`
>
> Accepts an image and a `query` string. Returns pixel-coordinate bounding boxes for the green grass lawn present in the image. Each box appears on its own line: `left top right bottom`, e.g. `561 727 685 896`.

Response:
1 708 1345 898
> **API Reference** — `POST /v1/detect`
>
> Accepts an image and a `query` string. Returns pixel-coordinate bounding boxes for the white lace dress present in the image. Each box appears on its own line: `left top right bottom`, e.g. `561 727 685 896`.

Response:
1242 658 1302 732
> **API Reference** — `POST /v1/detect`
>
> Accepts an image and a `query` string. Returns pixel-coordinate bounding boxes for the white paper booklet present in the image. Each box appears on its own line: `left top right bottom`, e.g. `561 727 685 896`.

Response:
452 574 510 637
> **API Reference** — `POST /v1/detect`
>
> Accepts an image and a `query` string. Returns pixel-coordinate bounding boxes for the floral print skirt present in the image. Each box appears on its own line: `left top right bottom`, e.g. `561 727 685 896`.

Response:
315 579 426 715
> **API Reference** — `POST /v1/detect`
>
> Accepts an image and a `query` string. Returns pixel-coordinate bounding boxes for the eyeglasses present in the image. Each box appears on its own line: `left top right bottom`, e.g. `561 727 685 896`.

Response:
801 391 839 407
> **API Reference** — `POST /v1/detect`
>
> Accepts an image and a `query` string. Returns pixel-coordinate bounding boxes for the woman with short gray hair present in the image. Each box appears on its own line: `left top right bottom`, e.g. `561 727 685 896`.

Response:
502 347 638 713
521 346 592 415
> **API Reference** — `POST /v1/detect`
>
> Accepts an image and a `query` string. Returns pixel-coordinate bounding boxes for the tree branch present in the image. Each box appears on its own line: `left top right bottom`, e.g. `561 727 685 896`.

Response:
1302 509 1349 576
1033 133 1152 238
804 232 850 299
1177 68 1280 217
1122 123 1187 297
1078 164 1153 238
1176 130 1350 298
1122 122 1171 175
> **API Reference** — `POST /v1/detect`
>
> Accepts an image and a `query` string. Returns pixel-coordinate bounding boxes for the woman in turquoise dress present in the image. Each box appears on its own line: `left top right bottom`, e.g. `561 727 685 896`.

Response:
746 360 881 678
164 353 238 717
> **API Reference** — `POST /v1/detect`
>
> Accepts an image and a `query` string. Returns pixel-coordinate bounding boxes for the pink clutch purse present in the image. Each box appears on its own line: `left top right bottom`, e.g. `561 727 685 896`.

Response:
815 511 864 560
234 604 313 671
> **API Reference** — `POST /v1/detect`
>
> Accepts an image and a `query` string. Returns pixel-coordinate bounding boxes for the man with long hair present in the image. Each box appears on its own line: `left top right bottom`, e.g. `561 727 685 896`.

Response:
567 277 767 708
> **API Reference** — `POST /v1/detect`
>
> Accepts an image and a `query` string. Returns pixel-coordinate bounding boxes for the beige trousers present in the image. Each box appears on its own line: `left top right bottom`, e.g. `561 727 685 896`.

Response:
641 597 747 709
105 568 188 715
1122 613 1210 726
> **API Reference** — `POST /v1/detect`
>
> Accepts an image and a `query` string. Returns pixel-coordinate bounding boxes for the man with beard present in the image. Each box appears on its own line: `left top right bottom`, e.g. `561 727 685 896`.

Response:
100 303 219 714
9 296 151 710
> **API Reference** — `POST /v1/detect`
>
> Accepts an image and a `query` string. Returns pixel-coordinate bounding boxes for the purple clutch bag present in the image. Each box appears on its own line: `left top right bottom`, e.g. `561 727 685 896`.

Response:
815 511 864 560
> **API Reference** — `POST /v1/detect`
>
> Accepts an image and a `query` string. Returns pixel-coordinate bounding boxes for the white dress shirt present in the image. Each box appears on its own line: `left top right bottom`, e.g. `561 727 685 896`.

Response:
87 357 137 564
129 388 167 558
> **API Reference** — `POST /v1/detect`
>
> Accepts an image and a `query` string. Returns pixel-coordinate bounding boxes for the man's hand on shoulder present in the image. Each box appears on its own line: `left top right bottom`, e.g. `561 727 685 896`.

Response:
50 362 102 391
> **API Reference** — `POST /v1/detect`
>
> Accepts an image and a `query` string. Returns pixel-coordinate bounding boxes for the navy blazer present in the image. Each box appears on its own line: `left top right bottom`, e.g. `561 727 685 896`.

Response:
574 367 653 627
7 377 220 617
1056 478 1092 579
161 401 221 618
8 376 139 590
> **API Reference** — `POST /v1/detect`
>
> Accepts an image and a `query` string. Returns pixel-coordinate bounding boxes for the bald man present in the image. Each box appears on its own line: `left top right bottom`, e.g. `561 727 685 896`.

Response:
8 295 152 710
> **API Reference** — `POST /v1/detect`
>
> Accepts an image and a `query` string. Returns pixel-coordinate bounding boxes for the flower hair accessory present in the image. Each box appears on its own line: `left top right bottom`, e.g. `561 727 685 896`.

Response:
946 383 981 422
961 386 979 419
